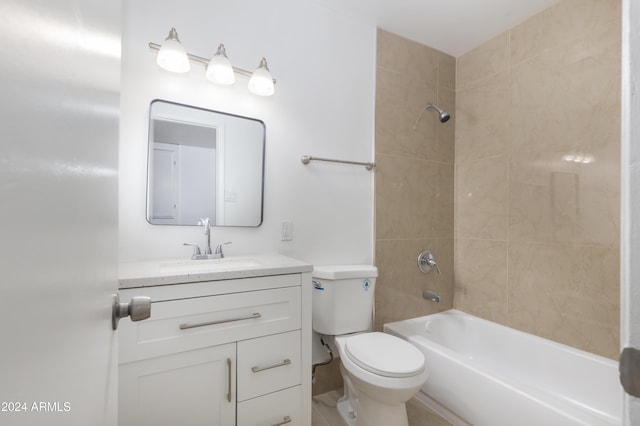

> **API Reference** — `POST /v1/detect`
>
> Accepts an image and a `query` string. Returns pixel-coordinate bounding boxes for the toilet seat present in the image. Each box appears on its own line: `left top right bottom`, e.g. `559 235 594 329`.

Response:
344 332 425 378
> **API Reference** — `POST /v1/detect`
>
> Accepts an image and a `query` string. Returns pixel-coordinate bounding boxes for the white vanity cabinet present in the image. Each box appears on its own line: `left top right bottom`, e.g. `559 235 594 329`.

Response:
118 255 312 426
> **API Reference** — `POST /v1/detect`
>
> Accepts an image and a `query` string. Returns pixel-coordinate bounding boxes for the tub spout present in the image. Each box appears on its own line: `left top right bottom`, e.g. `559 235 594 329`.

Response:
423 290 441 303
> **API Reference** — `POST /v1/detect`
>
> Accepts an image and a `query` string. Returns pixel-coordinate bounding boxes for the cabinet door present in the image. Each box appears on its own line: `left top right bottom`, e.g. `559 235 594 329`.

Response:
119 343 235 426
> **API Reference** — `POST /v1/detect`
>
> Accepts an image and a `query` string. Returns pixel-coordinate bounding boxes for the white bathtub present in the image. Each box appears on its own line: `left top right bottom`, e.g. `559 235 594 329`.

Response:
384 309 622 426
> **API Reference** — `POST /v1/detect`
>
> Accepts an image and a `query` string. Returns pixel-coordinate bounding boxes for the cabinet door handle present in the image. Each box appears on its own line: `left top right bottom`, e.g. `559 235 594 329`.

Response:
251 358 291 373
271 416 292 426
179 312 261 330
226 358 232 403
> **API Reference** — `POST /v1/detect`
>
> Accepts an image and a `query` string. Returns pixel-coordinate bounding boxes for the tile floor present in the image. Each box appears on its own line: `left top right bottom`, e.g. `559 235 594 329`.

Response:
312 389 453 426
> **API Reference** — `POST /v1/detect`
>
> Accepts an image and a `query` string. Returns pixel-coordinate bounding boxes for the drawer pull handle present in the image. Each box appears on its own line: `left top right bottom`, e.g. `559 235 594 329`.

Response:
271 416 292 426
179 312 261 330
251 358 291 373
226 358 232 403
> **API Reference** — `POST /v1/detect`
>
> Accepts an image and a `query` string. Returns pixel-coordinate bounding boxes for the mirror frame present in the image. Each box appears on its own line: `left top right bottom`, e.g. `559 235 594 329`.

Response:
146 99 265 227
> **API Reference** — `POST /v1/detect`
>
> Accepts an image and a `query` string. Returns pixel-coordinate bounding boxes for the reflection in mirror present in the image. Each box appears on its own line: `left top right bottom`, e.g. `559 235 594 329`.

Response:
147 100 265 226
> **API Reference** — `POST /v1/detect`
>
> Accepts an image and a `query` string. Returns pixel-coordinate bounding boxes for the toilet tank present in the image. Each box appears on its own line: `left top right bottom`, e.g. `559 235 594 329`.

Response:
312 265 378 335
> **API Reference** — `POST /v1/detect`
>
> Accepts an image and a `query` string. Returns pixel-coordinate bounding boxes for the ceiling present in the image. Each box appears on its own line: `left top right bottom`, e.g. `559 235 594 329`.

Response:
313 0 562 57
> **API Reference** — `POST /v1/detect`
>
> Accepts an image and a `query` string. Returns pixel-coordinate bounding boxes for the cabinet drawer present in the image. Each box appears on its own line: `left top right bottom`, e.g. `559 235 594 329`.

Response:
237 331 301 401
237 386 302 426
120 287 301 364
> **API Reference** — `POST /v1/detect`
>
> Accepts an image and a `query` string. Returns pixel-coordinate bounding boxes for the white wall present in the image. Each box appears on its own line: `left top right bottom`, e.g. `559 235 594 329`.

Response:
120 0 376 265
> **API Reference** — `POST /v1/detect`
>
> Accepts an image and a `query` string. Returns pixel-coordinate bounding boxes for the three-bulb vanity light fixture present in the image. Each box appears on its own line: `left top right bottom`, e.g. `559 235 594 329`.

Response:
150 27 276 97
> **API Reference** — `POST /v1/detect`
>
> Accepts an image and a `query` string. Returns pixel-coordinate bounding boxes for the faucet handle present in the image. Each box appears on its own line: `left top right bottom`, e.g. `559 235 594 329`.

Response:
418 249 441 274
214 241 232 256
183 243 202 257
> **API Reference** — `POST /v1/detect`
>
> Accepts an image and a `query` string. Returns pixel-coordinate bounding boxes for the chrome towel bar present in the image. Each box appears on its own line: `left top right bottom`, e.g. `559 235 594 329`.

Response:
301 155 375 170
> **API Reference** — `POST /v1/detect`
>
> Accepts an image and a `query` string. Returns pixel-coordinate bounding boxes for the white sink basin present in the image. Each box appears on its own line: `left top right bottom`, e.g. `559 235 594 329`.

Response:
159 257 264 273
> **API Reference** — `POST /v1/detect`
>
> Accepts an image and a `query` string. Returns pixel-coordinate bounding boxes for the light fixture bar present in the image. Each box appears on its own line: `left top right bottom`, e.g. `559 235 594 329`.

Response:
148 42 276 84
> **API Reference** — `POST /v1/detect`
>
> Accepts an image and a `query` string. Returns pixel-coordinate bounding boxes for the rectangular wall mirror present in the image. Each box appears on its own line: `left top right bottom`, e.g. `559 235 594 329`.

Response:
147 100 265 226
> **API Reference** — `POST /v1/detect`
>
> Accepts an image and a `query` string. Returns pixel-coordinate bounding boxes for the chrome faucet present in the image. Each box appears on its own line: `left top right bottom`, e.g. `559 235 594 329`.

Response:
214 241 232 258
423 290 441 303
417 249 441 274
183 219 232 260
198 217 213 255
418 249 441 303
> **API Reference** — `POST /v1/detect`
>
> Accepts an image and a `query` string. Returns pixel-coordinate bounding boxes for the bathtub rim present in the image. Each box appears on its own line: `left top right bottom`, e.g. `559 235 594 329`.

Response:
385 309 618 369
384 309 621 426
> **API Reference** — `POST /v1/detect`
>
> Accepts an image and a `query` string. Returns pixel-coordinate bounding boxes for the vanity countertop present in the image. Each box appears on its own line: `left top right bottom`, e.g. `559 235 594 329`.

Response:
119 253 312 288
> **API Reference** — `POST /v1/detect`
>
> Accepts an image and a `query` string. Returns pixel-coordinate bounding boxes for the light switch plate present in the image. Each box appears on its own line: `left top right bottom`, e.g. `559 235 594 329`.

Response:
280 220 293 241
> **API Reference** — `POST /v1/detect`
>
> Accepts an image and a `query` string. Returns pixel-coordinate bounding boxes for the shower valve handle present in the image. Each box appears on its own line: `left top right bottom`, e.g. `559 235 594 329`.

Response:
418 250 441 274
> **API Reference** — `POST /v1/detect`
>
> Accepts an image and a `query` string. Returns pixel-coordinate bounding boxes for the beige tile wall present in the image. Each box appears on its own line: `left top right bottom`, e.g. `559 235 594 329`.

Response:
337 0 619 408
374 29 456 329
454 0 621 359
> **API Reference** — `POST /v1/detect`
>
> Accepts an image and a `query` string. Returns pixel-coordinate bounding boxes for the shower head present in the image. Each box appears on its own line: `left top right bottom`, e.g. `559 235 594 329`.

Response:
425 103 451 123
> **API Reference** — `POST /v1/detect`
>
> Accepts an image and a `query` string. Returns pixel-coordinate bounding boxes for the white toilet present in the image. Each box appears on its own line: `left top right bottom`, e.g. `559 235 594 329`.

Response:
312 265 428 426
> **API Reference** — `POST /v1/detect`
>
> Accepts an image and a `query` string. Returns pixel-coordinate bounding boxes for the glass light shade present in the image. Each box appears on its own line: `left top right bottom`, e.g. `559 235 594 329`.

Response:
248 58 275 96
156 28 190 73
206 45 235 85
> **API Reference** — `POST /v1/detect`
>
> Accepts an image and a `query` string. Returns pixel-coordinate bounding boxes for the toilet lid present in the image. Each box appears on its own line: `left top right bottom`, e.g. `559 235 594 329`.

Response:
344 332 425 378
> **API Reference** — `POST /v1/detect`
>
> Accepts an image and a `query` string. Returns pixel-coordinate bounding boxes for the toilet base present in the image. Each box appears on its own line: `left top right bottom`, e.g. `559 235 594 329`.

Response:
333 334 423 426
355 391 409 426
337 369 409 426
337 396 356 426
337 372 358 426
336 391 409 426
